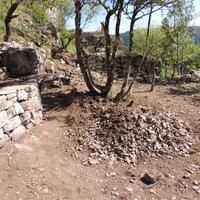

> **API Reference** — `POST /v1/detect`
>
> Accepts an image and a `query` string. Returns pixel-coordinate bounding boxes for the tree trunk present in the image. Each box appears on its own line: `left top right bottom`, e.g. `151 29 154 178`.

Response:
4 0 21 42
74 0 100 95
115 1 153 101
105 0 124 96
150 65 155 91
114 10 137 102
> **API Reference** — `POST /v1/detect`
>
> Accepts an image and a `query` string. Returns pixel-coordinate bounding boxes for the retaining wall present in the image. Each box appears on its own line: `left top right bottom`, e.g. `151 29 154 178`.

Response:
0 82 43 145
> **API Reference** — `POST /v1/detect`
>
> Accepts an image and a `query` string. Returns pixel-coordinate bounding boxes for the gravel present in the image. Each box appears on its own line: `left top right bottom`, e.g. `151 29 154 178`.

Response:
73 103 195 164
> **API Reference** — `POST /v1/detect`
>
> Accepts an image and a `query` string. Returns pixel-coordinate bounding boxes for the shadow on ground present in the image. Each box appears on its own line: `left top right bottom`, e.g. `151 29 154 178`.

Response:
168 85 200 96
41 88 93 112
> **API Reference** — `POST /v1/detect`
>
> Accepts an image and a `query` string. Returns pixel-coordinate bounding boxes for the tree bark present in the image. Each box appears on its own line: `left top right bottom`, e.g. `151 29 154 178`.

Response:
115 1 153 101
114 9 137 102
74 0 100 95
104 0 124 96
4 0 21 42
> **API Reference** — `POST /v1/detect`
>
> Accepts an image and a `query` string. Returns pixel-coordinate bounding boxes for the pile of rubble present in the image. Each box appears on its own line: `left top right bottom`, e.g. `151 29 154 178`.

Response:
76 105 195 164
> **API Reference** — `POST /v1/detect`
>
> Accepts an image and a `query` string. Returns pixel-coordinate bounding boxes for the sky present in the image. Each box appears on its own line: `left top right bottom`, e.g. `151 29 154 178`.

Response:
66 0 200 34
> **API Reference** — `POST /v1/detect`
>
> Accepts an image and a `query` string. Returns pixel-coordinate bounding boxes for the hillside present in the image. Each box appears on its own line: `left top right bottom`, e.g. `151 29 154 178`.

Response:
188 26 200 44
121 26 200 47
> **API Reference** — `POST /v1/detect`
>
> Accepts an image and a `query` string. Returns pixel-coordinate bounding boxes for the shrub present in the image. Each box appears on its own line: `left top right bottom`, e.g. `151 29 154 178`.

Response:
186 65 197 73
29 2 47 24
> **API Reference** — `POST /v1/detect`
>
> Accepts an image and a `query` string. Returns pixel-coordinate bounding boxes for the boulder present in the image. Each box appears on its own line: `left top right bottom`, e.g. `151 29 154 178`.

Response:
0 42 39 77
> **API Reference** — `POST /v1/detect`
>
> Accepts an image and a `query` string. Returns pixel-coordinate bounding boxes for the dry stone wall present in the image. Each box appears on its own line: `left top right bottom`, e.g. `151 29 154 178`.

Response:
0 82 43 144
87 53 149 77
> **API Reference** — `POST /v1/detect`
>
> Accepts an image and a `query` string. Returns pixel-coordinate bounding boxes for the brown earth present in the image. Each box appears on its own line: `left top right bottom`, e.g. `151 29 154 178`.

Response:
0 81 200 200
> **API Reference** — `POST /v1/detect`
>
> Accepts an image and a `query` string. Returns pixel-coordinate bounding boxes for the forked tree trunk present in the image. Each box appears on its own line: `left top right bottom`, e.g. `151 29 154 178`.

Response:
74 0 101 95
105 0 124 96
99 0 122 96
115 1 154 102
114 10 137 102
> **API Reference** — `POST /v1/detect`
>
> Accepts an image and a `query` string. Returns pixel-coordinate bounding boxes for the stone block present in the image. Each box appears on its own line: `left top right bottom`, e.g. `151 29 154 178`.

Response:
34 97 43 111
17 90 28 101
32 111 42 124
7 107 16 119
0 95 6 103
0 128 4 139
10 125 26 141
24 85 35 92
0 110 8 128
6 92 16 100
25 122 34 129
14 102 24 114
0 87 16 95
4 116 21 133
0 100 14 112
20 100 33 110
20 111 32 123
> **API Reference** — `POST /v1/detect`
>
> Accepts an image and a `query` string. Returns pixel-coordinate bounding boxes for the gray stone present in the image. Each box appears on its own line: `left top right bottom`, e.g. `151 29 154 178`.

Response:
25 122 34 129
0 100 14 111
0 110 8 128
0 128 4 139
4 116 21 133
20 111 32 123
20 100 33 110
14 102 24 114
0 95 6 103
10 125 26 141
0 87 16 95
88 159 99 165
17 90 28 101
24 86 34 92
6 92 16 100
32 111 42 124
7 107 16 119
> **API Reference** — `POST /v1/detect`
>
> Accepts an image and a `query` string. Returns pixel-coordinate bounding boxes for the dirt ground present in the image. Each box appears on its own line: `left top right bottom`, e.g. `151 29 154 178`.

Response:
0 82 200 200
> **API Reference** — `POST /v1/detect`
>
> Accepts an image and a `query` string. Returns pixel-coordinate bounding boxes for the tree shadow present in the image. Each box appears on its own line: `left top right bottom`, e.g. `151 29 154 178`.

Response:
167 85 200 96
41 88 92 112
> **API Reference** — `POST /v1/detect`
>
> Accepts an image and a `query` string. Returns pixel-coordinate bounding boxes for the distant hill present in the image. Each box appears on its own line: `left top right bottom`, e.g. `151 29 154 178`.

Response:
120 31 129 48
188 26 200 44
120 26 200 47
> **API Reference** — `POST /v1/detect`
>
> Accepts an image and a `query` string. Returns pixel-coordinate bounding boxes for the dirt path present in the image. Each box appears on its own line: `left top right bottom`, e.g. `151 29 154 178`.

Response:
0 84 200 200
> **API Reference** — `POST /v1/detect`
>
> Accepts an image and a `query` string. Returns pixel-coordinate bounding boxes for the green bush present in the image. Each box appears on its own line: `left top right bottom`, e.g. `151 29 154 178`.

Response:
160 68 177 80
0 1 7 30
29 2 47 24
186 65 197 73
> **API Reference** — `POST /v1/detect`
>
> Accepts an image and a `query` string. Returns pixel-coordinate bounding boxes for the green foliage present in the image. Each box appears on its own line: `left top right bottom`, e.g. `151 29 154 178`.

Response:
29 2 48 24
161 0 194 68
160 68 175 79
0 1 6 32
186 65 197 73
0 1 7 22
134 27 164 59
187 45 200 68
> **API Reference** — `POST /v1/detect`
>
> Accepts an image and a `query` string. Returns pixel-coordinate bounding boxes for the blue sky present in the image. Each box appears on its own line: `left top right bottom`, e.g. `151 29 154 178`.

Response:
66 0 200 33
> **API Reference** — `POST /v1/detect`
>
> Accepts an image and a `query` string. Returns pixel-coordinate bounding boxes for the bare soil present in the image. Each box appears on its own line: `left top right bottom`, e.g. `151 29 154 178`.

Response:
0 82 200 200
